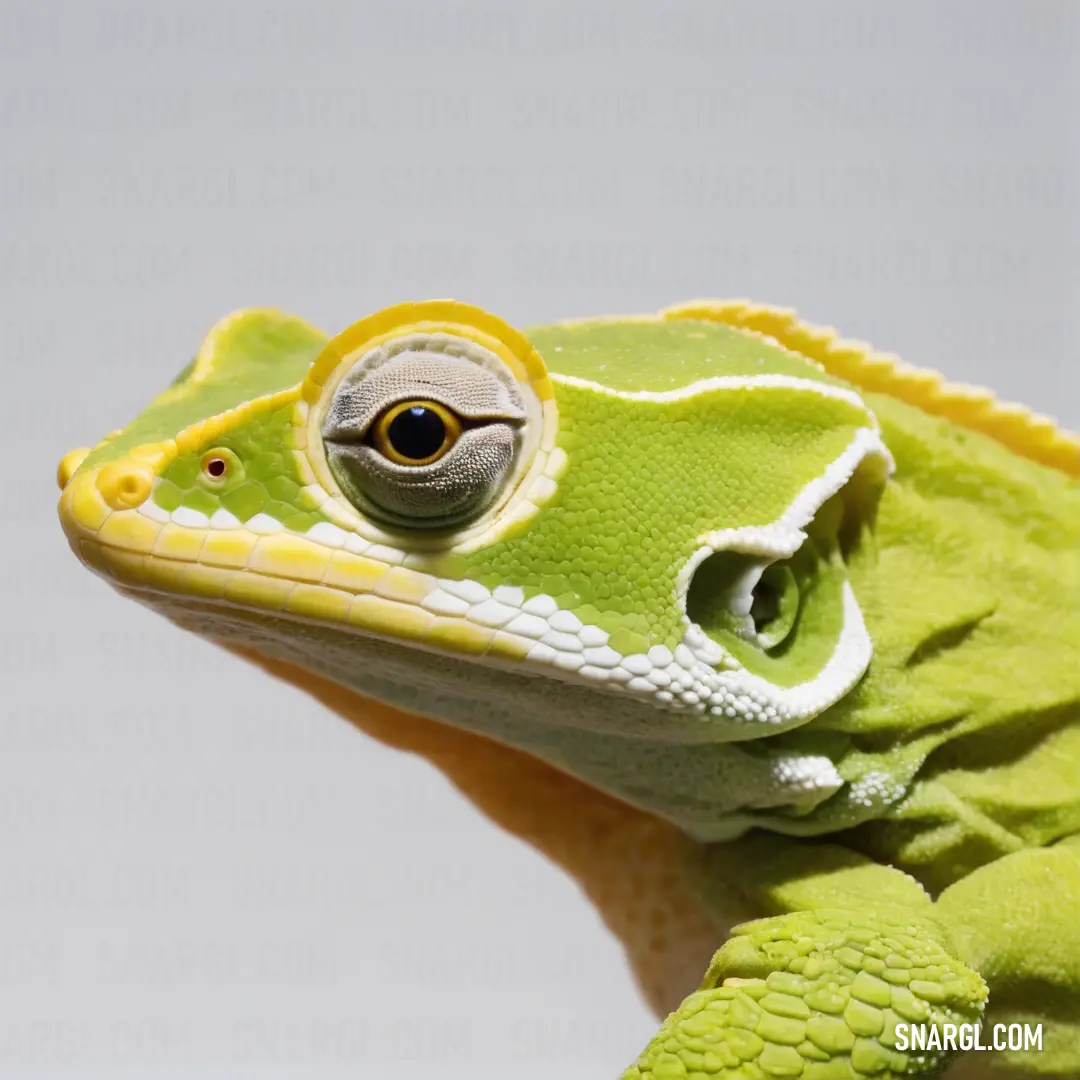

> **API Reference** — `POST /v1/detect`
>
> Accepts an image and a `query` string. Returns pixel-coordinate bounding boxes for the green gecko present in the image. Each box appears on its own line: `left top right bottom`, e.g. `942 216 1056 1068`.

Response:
57 299 1080 1079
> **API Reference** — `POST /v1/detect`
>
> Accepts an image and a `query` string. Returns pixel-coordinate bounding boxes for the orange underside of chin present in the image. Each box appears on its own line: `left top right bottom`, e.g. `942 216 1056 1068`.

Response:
229 644 725 1016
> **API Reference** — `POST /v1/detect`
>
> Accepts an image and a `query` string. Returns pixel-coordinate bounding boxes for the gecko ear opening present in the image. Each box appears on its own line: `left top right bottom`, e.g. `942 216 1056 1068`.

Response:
686 549 805 655
684 458 887 688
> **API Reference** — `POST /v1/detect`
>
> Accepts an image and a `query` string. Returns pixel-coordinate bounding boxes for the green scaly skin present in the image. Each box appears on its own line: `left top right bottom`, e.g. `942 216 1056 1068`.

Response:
57 301 1080 1078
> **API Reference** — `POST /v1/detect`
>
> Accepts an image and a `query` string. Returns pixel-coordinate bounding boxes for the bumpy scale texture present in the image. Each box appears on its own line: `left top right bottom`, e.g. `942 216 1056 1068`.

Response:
57 299 1080 1079
625 910 987 1080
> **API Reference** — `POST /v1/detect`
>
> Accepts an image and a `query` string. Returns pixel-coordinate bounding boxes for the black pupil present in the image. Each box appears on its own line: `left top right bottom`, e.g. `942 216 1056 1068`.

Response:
387 406 446 461
206 458 226 477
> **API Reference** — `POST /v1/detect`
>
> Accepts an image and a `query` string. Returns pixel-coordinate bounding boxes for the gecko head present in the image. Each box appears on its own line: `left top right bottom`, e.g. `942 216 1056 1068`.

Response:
59 300 892 745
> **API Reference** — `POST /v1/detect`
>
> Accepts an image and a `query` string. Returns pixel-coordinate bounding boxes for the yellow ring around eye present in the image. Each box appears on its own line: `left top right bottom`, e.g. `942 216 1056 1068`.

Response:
372 400 463 467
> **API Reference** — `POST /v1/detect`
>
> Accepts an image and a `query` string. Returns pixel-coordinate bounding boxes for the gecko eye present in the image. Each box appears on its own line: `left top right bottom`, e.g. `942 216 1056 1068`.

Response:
320 341 531 531
371 400 463 467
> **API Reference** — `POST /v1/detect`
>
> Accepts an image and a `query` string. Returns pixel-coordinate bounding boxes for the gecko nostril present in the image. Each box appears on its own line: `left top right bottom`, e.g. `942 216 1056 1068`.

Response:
96 457 154 510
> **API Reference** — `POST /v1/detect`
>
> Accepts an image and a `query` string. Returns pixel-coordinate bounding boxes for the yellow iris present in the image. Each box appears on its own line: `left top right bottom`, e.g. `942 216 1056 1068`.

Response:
372 400 463 467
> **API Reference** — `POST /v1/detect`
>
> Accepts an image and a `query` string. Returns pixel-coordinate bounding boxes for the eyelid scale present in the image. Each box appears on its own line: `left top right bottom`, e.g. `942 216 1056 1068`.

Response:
322 350 527 442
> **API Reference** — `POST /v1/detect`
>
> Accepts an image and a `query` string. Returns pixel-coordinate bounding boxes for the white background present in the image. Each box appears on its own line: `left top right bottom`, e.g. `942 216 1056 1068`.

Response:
3 1 1078 1076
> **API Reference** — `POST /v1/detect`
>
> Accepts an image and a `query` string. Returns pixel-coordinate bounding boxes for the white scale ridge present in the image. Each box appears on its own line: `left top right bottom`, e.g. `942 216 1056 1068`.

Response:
131 499 870 734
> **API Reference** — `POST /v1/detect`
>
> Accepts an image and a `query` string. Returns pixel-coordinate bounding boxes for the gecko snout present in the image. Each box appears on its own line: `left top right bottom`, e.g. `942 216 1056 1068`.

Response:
56 447 90 490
